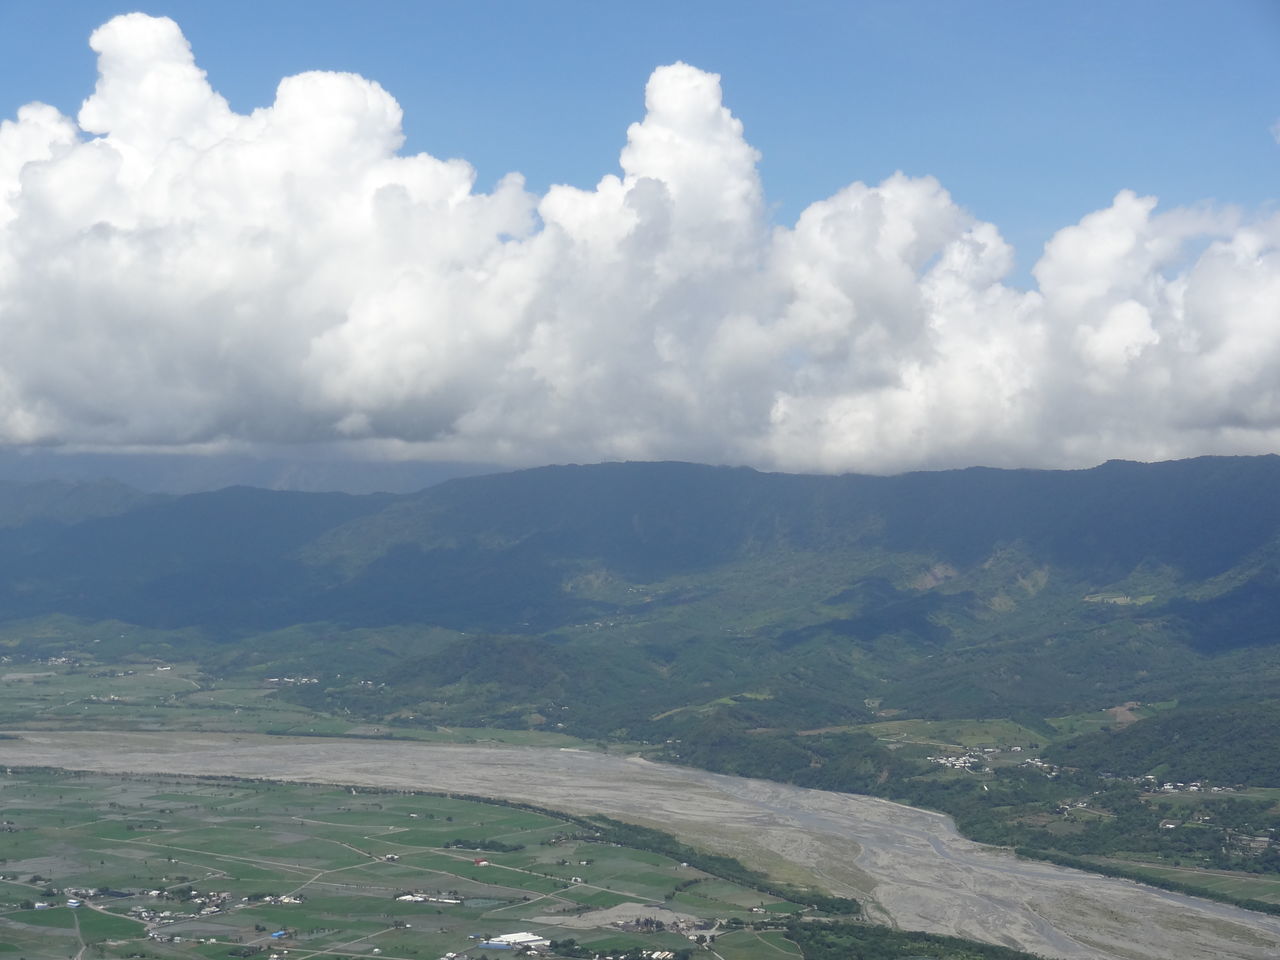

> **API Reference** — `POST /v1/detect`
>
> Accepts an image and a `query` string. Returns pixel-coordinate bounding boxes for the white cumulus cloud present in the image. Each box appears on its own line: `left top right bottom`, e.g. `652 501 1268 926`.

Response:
1 13 1278 474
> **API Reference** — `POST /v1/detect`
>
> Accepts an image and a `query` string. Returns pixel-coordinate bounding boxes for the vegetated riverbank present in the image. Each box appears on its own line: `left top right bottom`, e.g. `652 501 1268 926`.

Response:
1 730 1279 960
659 723 1280 917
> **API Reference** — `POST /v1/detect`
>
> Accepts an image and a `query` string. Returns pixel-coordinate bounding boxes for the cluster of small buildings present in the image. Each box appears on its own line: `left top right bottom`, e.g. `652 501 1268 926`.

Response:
130 905 188 924
130 890 229 921
612 912 714 939
926 754 983 770
1152 779 1233 793
63 887 105 900
925 744 1032 771
1021 757 1059 776
264 677 319 685
192 889 236 910
127 888 301 925
0 654 79 667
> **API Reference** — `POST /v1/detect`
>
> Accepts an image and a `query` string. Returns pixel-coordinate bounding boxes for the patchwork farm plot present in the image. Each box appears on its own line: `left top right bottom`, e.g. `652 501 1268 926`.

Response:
0 657 596 750
0 770 807 960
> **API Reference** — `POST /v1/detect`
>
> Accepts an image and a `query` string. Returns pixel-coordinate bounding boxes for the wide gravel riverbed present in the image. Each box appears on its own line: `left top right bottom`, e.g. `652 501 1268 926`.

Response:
3 730 1278 960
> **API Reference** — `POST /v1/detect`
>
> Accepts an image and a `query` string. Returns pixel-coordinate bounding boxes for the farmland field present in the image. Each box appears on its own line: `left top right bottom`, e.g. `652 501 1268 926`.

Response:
848 717 1044 750
5 731 1280 960
0 769 809 960
1083 859 1280 906
0 659 602 752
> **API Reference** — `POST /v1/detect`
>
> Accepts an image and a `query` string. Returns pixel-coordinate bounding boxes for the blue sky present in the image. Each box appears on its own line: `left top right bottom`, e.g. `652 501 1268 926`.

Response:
3 1 1277 282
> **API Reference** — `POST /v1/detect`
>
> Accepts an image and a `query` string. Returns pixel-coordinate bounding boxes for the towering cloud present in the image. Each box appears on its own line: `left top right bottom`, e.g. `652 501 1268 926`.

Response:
0 14 1276 473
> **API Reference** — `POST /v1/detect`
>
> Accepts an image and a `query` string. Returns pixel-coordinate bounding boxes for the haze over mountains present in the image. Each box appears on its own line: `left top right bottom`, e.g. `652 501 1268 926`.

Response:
4 453 1280 926
3 455 1277 626
4 10 1279 956
2 455 1279 736
0 448 495 494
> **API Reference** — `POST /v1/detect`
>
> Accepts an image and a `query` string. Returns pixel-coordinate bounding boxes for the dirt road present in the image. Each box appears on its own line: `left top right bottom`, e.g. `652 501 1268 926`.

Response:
3 730 1278 960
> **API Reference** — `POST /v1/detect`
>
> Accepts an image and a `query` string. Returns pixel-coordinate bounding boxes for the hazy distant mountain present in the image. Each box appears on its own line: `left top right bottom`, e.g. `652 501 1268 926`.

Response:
6 456 1279 895
0 477 159 527
2 456 1279 638
2 455 1280 738
0 448 498 494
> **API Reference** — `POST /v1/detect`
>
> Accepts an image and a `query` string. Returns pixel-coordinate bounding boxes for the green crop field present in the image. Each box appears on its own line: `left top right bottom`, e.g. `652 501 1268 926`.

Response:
851 718 1044 750
1083 859 1280 905
0 657 617 756
708 929 802 960
0 770 830 960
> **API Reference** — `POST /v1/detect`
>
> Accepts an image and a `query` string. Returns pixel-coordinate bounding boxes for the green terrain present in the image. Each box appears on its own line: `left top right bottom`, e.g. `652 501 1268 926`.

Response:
1 456 1280 917
0 769 1031 960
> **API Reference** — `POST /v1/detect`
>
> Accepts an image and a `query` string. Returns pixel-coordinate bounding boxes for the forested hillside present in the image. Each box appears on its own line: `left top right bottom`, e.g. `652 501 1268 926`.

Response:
3 457 1280 724
3 456 1280 909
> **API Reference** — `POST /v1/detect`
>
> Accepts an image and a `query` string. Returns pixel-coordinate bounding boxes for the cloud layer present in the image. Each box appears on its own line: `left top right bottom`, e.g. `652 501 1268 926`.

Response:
1 14 1278 474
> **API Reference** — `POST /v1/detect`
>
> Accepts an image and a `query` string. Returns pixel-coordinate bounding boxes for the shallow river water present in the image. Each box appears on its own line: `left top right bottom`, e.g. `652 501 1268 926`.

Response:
3 730 1278 960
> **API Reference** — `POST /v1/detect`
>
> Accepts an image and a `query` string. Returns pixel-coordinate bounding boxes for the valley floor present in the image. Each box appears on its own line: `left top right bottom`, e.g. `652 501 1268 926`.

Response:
2 730 1278 960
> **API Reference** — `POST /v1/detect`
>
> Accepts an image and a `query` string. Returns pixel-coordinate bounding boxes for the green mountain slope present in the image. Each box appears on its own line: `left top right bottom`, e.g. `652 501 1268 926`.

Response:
0 456 1278 729
4 456 1280 909
0 477 159 527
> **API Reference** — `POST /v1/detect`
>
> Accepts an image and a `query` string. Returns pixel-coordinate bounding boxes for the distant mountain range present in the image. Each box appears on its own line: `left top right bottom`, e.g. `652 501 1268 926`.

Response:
0 449 495 494
2 456 1280 737
6 456 1280 909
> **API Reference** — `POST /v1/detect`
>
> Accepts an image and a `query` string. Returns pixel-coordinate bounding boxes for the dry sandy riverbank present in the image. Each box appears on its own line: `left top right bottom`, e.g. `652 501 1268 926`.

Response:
3 730 1278 960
